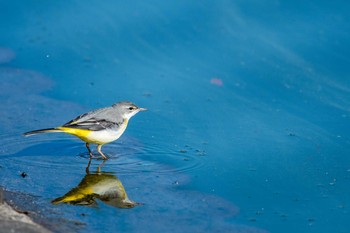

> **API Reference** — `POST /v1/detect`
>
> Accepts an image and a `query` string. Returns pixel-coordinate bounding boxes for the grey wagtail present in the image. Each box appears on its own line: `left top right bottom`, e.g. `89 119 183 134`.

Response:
52 160 139 208
23 101 146 159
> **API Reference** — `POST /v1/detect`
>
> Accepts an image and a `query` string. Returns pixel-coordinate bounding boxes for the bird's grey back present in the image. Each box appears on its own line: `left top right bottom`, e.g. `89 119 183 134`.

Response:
65 105 123 125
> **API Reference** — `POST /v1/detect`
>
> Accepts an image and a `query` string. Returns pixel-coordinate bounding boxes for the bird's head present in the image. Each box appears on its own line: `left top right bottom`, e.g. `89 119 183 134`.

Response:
113 101 147 119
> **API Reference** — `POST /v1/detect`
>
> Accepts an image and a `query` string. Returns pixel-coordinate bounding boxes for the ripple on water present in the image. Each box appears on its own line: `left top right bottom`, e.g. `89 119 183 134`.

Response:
75 141 205 176
1 135 84 170
0 133 205 176
132 141 206 175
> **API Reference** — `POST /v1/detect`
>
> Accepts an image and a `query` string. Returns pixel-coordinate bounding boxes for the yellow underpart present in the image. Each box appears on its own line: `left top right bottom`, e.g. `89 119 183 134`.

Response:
57 126 93 143
55 187 94 203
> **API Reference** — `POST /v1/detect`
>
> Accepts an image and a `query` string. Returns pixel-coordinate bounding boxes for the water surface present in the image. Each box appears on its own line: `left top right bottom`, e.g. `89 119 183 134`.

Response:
0 1 350 233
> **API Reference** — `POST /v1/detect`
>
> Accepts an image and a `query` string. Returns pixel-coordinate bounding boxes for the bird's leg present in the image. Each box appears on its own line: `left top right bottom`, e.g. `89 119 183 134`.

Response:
97 160 106 173
86 143 94 158
85 157 92 174
97 145 108 160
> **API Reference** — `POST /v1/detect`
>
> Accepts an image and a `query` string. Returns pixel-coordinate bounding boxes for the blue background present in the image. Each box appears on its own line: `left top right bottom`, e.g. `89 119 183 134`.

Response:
0 1 349 232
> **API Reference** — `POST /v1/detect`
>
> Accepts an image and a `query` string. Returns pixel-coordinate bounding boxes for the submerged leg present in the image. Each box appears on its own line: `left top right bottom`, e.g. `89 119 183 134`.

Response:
97 160 106 173
97 144 108 160
85 157 92 174
85 143 94 158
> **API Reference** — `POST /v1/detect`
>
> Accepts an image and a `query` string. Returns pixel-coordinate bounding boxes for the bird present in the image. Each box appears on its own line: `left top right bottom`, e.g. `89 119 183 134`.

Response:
23 101 146 159
52 159 139 208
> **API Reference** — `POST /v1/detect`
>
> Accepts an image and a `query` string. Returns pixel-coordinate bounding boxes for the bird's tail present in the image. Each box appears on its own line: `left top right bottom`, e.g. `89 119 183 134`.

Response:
23 128 62 136
51 196 65 205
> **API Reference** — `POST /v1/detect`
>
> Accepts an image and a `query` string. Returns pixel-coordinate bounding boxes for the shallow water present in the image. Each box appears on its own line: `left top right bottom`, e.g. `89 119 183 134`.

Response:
1 1 350 233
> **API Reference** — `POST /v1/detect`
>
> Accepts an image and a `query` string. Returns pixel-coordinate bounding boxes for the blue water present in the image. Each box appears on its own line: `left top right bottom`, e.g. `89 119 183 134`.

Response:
1 1 350 232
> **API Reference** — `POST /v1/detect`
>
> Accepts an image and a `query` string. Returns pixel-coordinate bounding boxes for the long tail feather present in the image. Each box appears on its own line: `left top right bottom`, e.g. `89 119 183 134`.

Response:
23 128 62 136
51 196 65 204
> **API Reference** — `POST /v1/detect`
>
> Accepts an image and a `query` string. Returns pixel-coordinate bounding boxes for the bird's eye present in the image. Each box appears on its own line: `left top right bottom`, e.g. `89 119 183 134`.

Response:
129 107 134 110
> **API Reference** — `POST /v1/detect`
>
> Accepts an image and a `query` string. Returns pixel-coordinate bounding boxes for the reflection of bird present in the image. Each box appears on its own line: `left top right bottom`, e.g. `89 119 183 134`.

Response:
52 160 139 208
23 101 146 159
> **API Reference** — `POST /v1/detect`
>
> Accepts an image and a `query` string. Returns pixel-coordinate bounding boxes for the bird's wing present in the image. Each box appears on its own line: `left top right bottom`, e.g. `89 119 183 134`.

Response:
63 118 119 131
65 107 110 125
62 106 122 131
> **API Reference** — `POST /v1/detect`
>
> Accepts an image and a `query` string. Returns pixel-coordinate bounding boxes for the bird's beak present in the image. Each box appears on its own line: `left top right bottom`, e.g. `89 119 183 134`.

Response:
139 107 147 111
